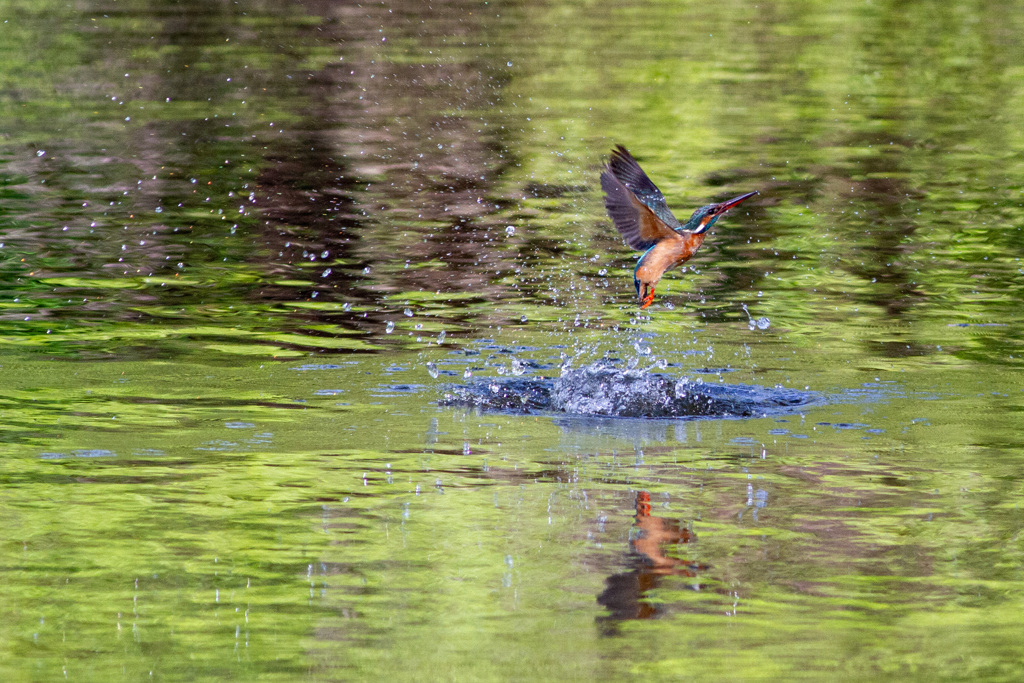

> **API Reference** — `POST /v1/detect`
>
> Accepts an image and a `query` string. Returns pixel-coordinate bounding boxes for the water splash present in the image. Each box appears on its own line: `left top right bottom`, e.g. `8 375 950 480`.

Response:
741 303 770 331
440 361 817 419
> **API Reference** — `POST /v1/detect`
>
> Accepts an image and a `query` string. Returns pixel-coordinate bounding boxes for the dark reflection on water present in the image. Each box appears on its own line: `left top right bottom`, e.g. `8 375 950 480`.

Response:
4 0 1024 360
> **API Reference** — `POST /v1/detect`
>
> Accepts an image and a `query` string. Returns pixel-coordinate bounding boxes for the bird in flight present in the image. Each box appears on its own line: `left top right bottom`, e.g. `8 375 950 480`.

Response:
600 145 758 309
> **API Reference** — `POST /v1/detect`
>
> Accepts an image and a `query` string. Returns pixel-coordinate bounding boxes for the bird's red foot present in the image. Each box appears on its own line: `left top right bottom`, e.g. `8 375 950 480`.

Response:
639 288 655 310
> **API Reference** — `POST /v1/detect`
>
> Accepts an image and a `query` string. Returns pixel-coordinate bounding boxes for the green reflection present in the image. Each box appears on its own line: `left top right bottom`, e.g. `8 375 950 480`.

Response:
2 0 1024 679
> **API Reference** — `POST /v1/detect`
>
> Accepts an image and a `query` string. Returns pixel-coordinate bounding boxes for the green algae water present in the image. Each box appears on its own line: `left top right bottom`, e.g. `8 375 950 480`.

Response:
3 0 1024 680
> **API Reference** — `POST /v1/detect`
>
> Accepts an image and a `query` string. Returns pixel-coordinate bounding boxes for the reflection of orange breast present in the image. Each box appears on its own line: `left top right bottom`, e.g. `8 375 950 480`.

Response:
633 491 696 570
635 233 706 284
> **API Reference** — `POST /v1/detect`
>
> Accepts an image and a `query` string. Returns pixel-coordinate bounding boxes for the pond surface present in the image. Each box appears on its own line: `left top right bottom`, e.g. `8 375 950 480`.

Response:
3 0 1024 679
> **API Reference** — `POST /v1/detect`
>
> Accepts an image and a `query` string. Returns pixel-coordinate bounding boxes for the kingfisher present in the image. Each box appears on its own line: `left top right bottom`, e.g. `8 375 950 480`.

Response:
600 145 758 309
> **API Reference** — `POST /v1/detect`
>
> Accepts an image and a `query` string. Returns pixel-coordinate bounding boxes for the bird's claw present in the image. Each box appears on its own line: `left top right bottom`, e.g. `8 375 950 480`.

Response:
639 287 655 310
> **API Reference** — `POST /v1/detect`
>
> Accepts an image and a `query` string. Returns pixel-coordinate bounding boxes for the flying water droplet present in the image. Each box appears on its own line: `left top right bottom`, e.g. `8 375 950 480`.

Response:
437 330 446 345
403 307 413 317
510 357 526 376
342 302 352 312
463 367 473 379
385 321 395 334
741 303 768 330
426 362 439 379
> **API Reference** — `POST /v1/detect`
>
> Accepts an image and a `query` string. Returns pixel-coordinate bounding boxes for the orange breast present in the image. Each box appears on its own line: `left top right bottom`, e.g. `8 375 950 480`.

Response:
678 232 706 262
635 233 706 285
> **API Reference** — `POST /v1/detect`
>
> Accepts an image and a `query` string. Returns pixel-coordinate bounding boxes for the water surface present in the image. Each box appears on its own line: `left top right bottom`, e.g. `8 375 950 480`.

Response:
3 0 1024 680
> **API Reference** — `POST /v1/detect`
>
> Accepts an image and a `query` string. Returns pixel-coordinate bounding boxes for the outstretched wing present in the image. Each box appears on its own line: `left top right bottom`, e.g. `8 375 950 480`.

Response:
601 145 681 250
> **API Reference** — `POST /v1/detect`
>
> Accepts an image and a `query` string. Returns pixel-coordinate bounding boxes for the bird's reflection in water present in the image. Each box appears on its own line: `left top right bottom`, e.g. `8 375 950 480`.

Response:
597 491 707 633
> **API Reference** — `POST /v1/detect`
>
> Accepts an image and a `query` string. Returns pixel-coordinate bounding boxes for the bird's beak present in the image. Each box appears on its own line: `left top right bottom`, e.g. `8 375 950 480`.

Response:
713 190 759 215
